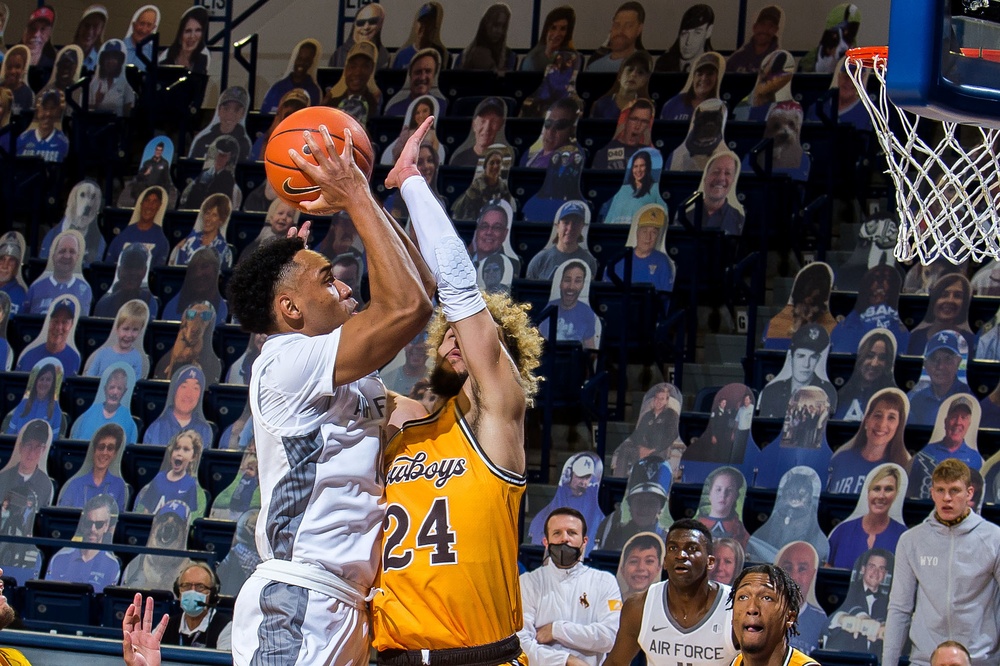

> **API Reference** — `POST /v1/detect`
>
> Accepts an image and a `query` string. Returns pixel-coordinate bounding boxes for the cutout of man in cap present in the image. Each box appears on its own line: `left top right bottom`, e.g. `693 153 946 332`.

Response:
605 203 675 292
757 323 837 419
727 5 783 73
180 135 242 210
909 395 983 500
190 86 251 160
526 200 598 281
17 296 81 374
656 4 715 72
527 452 606 552
594 456 672 551
906 330 974 427
21 4 56 74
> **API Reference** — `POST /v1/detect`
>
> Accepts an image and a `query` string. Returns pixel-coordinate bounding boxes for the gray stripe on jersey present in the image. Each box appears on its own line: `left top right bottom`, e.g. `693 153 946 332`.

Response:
266 429 323 559
250 581 309 665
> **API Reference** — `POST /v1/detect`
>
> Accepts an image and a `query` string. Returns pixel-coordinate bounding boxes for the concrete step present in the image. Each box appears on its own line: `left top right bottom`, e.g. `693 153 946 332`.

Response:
768 277 795 306
680 362 746 399
700 333 749 366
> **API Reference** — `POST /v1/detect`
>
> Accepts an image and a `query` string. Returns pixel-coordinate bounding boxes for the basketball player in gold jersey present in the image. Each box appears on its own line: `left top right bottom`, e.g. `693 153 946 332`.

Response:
373 116 543 665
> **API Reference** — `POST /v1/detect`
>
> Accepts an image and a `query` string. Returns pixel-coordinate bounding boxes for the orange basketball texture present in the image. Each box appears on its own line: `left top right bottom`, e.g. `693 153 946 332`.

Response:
264 107 375 211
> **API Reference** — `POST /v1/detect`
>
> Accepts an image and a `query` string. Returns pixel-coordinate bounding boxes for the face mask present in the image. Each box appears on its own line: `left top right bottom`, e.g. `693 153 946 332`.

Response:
548 542 582 568
180 590 207 616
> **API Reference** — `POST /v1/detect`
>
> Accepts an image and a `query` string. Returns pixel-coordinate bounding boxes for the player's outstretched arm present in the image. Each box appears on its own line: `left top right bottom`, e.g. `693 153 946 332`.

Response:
290 126 432 384
601 592 645 666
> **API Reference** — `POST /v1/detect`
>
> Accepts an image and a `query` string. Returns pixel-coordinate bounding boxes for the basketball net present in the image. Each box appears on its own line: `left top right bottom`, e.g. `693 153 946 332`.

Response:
845 46 1000 265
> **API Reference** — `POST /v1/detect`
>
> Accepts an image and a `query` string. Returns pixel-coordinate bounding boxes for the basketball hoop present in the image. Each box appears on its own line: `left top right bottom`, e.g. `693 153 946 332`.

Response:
845 46 1000 265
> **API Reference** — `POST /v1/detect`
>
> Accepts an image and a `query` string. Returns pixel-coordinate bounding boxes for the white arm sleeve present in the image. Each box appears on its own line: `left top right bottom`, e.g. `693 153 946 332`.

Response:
399 174 486 323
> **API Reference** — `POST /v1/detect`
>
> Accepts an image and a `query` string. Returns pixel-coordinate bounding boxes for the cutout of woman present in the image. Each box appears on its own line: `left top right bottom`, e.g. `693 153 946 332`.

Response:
1 45 34 114
450 97 510 167
45 493 121 592
907 273 976 355
590 51 653 121
828 388 910 494
40 179 105 267
732 49 795 122
41 44 83 96
154 303 222 384
602 148 667 225
834 329 899 422
94 246 157 319
526 200 597 281
695 466 750 547
179 135 243 210
518 51 583 120
72 4 106 70
522 144 586 224
660 51 725 122
321 40 381 125
830 264 909 353
330 3 389 69
594 456 672 551
908 394 982 499
216 509 262 596
143 364 213 446
134 429 208 518
383 141 447 222
120 500 192 591
798 3 861 74
0 419 54 583
476 254 515 296
520 6 577 72
249 89 308 162
226 332 267 385
161 246 229 326
521 97 582 167
24 229 90 316
86 299 150 380
380 95 444 166
655 4 715 73
59 423 128 512
261 38 321 111
756 385 834 488
189 86 252 161
117 138 178 210
0 292 10 371
123 4 160 71
757 323 837 418
17 295 82 376
170 193 233 268
611 385 683 479
605 204 675 292
210 446 260 520
526 451 605 552
746 466 829 564
0 232 28 314
763 262 837 349
681 383 760 485
906 330 972 427
239 199 299 263
4 360 64 436
727 6 784 74
89 40 134 116
159 6 209 73
665 98 727 172
384 47 448 116
391 2 447 70
774 540 828 656
827 464 908 569
709 537 745 586
537 259 601 350
822 547 894 656
457 3 514 72
71 363 138 444
451 145 517 221
616 532 664 599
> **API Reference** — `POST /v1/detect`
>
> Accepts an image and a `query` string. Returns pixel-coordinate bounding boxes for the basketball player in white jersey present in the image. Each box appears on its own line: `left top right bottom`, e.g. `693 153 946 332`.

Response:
604 519 737 666
224 125 433 665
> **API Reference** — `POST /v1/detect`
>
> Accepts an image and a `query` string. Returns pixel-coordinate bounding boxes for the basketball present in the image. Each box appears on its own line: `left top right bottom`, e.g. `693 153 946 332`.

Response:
264 107 375 211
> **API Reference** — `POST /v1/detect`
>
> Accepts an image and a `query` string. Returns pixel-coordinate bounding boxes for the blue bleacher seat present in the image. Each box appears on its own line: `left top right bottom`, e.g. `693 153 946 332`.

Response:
190 518 237 560
35 507 82 540
518 544 545 572
199 449 243 498
584 549 621 575
100 585 173 630
49 439 90 488
23 580 97 627
121 445 167 498
204 384 249 433
113 512 153 546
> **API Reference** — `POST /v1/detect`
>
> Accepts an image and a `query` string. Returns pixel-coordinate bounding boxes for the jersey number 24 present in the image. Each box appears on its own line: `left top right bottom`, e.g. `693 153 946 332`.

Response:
383 497 457 570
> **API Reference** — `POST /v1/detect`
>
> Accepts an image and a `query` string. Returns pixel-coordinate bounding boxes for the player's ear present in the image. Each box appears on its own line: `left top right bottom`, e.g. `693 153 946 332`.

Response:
277 293 302 324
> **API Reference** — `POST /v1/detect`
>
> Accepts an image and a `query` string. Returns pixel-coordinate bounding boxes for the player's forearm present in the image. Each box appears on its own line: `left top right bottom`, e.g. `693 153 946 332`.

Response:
382 205 436 301
552 620 618 653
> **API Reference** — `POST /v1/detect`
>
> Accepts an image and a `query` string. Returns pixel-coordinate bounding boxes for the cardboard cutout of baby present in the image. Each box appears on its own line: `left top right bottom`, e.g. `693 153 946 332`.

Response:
17 295 82 376
827 463 907 569
757 323 837 418
450 97 511 167
3 359 65 437
522 144 586 224
660 51 725 121
71 362 138 444
134 428 209 518
763 262 837 350
909 394 982 499
519 51 583 119
905 330 972 427
681 383 759 486
59 422 129 512
602 147 667 225
24 229 91 316
261 38 322 111
594 456 672 552
120 499 192 591
695 466 750 548
833 330 900 422
907 273 976 355
611 383 684 479
605 204 675 292
775 540 829 656
153 301 222 384
118 137 178 209
451 144 517 221
830 264 909 353
216 509 261 596
742 101 810 181
44 493 121 592
665 98 727 172
822 547 894 656
755 385 834 488
143 364 213 447
732 49 795 122
537 259 602 349
746 466 829 564
210 445 260 520
0 419 54 583
527 451 605 553
835 213 902 291
40 179 105 266
615 531 664 599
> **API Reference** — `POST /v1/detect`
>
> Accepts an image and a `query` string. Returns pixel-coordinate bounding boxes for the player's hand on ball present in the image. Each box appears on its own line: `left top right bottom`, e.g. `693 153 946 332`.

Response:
288 125 367 214
386 116 435 190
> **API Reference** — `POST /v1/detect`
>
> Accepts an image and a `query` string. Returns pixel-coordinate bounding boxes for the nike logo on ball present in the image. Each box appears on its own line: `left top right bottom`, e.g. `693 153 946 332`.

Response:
282 178 321 196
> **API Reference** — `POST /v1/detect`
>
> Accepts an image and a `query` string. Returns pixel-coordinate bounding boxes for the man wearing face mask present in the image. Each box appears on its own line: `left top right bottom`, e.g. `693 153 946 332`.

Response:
162 562 232 650
517 508 622 666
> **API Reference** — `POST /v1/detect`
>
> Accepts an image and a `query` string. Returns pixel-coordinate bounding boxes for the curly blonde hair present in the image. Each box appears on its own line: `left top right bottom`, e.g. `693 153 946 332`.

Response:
425 291 544 406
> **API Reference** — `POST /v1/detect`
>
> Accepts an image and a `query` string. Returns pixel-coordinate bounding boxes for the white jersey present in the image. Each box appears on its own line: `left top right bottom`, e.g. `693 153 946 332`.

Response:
249 331 386 588
638 581 738 666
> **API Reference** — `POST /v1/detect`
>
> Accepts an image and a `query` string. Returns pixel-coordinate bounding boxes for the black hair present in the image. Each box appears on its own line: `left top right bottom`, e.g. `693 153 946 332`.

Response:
545 506 588 538
228 237 305 334
623 533 662 558
630 150 653 197
666 518 714 555
728 564 801 641
93 422 125 451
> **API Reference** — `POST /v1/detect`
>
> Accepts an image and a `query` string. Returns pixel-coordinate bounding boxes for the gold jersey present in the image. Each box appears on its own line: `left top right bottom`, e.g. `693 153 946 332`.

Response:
372 398 526 651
